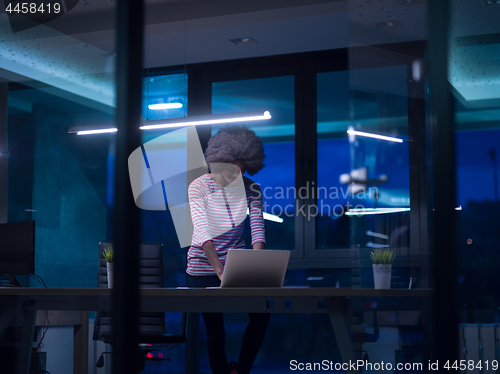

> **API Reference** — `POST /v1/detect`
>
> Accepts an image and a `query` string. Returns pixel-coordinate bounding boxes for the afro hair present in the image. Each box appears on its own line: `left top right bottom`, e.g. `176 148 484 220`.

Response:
205 125 266 176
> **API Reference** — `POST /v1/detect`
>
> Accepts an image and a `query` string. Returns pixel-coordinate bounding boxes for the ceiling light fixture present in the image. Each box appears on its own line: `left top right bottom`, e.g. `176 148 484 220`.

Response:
148 103 183 110
246 208 283 223
346 207 410 216
69 111 272 135
366 242 391 248
76 128 118 135
68 126 118 135
263 212 283 223
366 230 389 240
140 111 272 131
374 20 403 30
347 129 403 143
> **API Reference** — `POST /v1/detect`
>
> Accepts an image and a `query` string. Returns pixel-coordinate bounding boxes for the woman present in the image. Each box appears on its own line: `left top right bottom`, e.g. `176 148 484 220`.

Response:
187 125 270 374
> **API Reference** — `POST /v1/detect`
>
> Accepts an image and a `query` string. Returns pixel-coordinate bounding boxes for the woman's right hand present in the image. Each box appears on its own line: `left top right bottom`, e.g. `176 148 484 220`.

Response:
202 240 225 281
216 269 224 281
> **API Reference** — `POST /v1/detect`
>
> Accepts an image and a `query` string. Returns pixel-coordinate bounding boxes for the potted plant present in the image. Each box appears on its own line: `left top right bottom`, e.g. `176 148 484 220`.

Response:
370 248 395 289
103 246 114 288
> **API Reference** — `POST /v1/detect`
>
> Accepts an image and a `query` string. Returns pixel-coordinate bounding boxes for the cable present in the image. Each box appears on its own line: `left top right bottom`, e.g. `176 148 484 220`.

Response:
29 274 50 350
29 273 48 288
37 309 49 350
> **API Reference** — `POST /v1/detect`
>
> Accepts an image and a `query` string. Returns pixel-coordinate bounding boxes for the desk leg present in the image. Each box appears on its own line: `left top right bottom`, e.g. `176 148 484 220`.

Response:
74 311 89 374
185 313 199 374
17 305 36 374
0 299 23 336
325 297 357 374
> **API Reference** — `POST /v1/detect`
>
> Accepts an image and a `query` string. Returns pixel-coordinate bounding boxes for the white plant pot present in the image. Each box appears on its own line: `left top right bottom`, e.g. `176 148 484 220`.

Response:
106 262 114 288
373 264 391 289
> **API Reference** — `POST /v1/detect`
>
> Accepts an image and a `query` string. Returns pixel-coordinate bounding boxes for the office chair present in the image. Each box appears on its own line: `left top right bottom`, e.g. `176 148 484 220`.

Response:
93 241 187 372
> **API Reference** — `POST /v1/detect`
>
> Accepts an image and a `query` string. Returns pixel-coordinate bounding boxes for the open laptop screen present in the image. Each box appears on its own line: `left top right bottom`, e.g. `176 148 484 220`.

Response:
220 249 290 288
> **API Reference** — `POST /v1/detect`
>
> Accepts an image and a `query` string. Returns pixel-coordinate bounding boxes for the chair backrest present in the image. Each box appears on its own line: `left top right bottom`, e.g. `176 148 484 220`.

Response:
98 241 165 289
96 241 167 338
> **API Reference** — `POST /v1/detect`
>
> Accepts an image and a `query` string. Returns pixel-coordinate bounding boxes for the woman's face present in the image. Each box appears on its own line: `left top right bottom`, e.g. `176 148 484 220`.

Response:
220 160 246 186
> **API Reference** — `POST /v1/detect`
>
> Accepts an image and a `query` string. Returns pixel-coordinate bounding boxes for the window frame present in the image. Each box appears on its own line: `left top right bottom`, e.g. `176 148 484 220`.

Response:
155 44 428 269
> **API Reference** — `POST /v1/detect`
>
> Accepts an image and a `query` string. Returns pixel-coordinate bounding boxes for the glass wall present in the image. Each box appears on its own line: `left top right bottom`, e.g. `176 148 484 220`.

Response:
449 1 500 326
316 70 351 250
138 0 431 372
7 0 490 372
0 1 118 373
2 2 117 288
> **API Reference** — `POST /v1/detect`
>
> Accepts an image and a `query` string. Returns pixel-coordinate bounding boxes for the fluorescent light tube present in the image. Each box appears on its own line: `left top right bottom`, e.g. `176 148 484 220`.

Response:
76 128 118 135
148 103 183 110
346 207 410 216
366 242 390 248
347 129 403 143
366 230 389 240
69 111 272 135
68 125 118 135
246 208 283 223
140 111 272 131
263 212 284 223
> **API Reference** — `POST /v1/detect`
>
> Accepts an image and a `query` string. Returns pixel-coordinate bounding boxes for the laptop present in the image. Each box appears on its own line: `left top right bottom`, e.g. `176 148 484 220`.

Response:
218 249 290 288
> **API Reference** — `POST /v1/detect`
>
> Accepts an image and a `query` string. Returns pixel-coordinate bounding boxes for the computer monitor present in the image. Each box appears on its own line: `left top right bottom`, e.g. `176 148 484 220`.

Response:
0 221 35 280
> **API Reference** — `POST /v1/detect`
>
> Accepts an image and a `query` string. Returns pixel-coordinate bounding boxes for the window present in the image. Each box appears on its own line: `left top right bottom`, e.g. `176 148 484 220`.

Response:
212 76 296 250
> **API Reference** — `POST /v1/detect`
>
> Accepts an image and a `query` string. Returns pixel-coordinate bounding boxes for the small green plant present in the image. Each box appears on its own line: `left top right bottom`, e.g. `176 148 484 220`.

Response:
370 248 395 265
103 246 114 263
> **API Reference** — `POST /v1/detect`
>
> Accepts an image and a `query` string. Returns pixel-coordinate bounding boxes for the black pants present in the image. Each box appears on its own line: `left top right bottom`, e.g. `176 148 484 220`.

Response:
188 275 271 374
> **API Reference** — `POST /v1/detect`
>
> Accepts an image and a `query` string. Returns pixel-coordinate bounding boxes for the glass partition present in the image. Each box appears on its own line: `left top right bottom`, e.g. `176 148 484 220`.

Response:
340 0 428 368
0 1 118 373
2 1 117 288
0 0 472 372
450 0 500 326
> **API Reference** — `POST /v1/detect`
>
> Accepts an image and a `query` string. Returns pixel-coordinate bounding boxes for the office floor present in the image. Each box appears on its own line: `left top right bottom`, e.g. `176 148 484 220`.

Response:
132 321 424 374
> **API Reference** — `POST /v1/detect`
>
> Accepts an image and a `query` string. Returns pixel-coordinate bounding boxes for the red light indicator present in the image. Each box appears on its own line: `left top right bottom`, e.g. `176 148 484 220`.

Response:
147 344 152 347
467 238 472 245
146 353 153 358
158 352 163 358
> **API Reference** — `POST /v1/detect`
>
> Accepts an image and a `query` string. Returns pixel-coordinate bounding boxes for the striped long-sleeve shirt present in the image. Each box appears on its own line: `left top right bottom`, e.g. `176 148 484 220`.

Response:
187 173 266 276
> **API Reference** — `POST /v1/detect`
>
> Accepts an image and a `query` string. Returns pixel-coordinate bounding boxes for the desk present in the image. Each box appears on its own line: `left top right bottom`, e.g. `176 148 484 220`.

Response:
0 288 429 374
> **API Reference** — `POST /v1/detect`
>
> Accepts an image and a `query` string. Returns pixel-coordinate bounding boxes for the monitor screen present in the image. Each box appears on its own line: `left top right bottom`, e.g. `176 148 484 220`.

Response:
0 221 35 276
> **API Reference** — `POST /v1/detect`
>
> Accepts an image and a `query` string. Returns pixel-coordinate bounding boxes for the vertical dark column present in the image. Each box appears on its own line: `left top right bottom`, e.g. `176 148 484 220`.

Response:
407 63 431 367
427 0 458 367
113 1 144 373
187 67 212 152
185 67 212 374
407 65 429 287
0 83 8 224
301 67 316 258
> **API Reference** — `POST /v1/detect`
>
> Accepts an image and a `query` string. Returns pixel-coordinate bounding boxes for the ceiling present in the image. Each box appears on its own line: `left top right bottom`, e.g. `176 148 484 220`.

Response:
1 0 500 114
